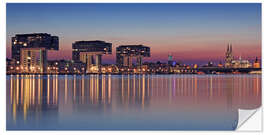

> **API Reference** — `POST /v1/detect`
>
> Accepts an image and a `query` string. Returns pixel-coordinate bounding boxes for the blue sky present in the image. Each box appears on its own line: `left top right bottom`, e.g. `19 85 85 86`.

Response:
6 3 261 64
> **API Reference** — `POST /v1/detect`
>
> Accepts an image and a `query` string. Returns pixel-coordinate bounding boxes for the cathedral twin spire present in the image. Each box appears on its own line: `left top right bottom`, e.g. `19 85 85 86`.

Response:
227 43 232 53
225 43 233 68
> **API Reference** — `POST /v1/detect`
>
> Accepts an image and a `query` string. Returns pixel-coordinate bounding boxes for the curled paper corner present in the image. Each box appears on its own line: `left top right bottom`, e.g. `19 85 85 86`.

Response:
236 107 262 131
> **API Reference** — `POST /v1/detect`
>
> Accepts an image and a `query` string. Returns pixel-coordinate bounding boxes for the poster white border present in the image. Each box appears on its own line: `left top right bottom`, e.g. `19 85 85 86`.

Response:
1 0 268 135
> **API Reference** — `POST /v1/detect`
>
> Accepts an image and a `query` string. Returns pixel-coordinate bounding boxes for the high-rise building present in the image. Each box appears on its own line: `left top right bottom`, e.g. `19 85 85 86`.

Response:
116 45 150 68
20 48 47 73
11 33 59 65
72 40 112 73
225 43 233 68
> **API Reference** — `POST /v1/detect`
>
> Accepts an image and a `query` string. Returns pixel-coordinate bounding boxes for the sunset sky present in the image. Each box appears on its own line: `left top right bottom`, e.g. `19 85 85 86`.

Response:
6 3 261 65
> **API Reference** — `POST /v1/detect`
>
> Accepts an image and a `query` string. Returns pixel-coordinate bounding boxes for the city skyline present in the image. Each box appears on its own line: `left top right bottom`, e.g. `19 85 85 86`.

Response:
6 3 262 64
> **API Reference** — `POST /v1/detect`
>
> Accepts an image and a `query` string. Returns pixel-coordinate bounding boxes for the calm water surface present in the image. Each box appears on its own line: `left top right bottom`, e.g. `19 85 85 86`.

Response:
6 74 261 130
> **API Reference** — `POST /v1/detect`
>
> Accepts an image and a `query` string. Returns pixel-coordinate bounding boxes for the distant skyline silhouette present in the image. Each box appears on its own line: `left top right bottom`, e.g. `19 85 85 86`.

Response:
6 3 261 65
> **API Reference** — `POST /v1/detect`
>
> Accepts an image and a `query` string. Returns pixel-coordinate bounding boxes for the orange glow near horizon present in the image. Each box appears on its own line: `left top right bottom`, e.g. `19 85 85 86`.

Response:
6 38 261 64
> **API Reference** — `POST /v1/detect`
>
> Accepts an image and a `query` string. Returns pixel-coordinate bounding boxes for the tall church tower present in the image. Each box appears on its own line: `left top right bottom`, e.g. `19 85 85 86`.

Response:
225 43 233 68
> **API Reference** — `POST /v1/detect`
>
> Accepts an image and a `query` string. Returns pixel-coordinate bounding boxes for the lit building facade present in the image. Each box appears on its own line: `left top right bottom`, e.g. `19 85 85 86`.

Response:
224 44 253 68
116 45 150 68
253 57 260 68
72 40 112 73
12 33 59 65
231 57 252 68
225 43 233 68
47 60 86 74
20 48 47 73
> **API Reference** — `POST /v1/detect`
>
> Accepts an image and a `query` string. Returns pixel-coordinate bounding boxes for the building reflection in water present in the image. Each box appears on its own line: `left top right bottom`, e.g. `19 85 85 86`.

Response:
117 74 151 110
9 75 59 124
69 74 112 105
7 74 261 129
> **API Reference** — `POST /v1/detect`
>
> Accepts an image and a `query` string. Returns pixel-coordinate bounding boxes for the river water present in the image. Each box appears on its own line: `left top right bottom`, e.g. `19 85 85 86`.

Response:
6 74 261 130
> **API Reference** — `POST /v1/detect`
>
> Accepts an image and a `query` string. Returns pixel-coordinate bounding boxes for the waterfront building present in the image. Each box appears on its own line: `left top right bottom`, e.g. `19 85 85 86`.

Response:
20 48 47 73
47 60 61 73
253 57 260 68
168 54 173 66
100 64 119 74
47 60 86 74
72 40 112 73
6 58 16 74
231 56 252 68
116 45 150 68
225 43 233 68
11 33 59 65
224 44 252 68
202 61 215 67
218 61 223 68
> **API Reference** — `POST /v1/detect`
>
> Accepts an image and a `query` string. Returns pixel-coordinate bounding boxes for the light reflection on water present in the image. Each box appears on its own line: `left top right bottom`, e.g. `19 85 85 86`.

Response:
6 74 261 130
